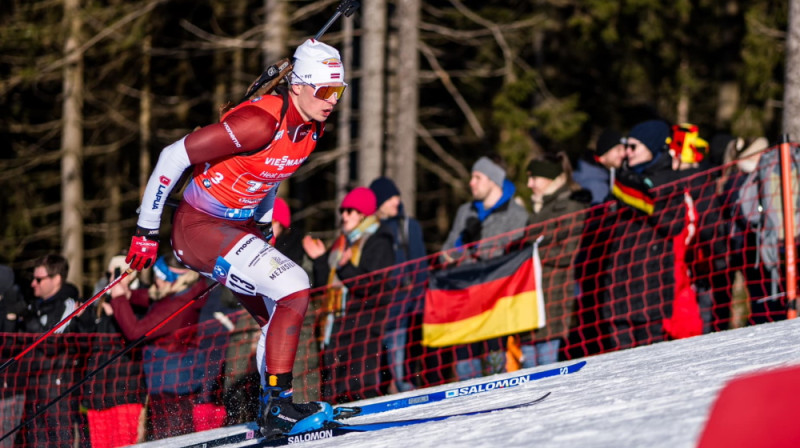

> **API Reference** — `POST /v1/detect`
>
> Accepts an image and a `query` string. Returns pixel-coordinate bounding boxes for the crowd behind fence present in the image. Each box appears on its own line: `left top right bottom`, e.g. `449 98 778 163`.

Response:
0 144 798 447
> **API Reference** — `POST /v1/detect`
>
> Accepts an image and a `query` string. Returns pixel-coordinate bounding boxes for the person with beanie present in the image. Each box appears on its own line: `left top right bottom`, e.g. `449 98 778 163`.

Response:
605 118 700 350
623 119 672 173
512 152 591 369
441 155 528 381
121 38 347 438
70 255 149 448
720 137 777 326
573 128 626 205
109 253 211 440
441 156 528 263
368 176 428 393
303 187 395 402
270 197 305 266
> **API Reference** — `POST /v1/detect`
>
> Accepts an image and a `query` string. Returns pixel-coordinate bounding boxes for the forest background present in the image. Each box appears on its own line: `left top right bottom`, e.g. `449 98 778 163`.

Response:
0 0 795 295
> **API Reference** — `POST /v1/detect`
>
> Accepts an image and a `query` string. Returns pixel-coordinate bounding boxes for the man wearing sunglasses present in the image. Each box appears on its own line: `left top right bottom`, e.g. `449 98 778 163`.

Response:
26 254 81 334
123 39 346 439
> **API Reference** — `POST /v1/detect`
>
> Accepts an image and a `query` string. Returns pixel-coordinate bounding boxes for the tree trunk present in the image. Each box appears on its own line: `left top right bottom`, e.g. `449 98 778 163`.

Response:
783 0 800 140
61 0 84 292
336 14 354 204
715 81 739 129
358 0 386 186
389 0 420 216
137 34 154 286
139 36 152 199
264 0 288 66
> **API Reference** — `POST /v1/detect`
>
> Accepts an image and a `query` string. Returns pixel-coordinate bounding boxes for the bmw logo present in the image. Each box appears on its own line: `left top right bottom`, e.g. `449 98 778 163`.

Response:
213 265 228 279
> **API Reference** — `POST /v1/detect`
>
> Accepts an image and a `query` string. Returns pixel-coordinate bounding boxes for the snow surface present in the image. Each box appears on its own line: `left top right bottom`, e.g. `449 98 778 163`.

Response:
133 319 800 448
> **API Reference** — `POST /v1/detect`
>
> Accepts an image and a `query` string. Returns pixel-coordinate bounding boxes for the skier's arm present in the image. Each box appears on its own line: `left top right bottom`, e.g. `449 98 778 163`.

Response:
126 106 279 270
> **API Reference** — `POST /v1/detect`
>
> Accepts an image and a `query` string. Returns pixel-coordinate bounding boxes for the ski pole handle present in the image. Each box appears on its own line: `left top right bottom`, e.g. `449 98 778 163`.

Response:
315 0 360 40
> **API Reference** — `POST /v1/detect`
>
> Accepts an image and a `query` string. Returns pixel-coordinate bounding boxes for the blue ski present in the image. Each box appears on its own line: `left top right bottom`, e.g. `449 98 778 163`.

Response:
335 359 585 418
253 392 551 446
181 361 584 448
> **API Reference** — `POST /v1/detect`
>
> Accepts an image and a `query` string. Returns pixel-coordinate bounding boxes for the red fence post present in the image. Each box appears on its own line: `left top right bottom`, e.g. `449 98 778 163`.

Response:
779 134 798 319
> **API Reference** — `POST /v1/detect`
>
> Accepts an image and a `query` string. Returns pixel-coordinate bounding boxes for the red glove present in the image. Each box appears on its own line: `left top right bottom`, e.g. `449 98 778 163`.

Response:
126 227 160 271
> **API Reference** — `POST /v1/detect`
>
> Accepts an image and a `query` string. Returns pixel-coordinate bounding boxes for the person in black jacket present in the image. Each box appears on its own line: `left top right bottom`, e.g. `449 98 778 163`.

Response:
303 187 395 403
0 265 24 333
24 254 82 334
606 120 692 350
0 265 26 448
19 254 83 446
369 176 428 393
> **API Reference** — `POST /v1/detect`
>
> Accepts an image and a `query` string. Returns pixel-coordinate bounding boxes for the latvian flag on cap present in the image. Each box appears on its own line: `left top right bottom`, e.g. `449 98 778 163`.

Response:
422 244 546 348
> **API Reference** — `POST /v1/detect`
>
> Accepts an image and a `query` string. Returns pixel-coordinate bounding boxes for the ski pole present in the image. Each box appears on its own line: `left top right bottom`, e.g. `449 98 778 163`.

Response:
0 268 135 375
237 0 361 104
314 0 360 40
0 280 220 444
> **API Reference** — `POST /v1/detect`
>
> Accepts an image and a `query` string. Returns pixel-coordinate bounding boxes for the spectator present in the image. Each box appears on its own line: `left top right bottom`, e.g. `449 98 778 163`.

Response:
24 254 81 333
665 124 730 335
664 124 712 337
369 176 428 393
109 254 215 440
78 255 147 448
516 152 590 367
0 265 24 332
270 197 306 266
570 130 626 358
573 128 626 205
19 254 83 447
303 187 395 403
440 156 527 380
441 156 528 262
717 137 768 328
737 138 799 324
606 119 692 349
0 265 25 448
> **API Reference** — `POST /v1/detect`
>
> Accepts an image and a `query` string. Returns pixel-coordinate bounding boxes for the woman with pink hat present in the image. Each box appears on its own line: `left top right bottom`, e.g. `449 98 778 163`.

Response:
302 187 395 403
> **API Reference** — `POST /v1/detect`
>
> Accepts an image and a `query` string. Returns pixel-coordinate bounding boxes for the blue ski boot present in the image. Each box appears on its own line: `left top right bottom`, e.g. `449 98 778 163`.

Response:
258 373 334 439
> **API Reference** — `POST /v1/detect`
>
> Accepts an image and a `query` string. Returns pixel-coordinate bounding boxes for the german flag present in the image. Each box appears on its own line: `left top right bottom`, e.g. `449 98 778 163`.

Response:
612 176 655 215
422 245 545 347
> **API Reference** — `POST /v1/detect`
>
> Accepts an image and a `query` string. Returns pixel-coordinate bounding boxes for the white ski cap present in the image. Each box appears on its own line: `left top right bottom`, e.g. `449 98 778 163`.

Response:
291 39 345 85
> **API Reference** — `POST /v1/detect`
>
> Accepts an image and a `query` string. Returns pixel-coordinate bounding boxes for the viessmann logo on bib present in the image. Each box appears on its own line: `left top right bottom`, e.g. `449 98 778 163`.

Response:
263 155 308 171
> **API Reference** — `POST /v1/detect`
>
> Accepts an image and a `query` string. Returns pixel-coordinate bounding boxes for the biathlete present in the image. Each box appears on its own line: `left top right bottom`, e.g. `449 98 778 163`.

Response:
125 39 346 438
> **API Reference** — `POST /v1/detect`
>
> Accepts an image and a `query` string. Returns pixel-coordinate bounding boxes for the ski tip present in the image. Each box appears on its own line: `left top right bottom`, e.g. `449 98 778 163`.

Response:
568 360 588 372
